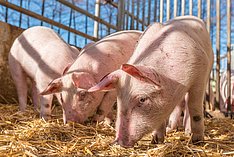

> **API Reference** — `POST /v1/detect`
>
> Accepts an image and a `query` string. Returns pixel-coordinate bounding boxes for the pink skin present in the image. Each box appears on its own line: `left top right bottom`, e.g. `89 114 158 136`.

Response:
40 30 142 124
88 16 214 147
8 26 79 120
220 72 234 113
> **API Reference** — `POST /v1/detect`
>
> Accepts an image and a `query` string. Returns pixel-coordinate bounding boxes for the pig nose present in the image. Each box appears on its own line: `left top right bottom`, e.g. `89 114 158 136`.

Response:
112 138 134 148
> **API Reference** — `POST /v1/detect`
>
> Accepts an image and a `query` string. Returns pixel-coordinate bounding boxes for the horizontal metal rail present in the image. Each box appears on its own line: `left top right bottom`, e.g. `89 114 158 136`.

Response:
58 0 119 31
0 0 99 41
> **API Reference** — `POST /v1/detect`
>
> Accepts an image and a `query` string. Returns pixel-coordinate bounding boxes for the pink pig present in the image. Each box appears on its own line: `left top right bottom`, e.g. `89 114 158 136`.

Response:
88 16 214 147
40 30 142 124
8 26 79 119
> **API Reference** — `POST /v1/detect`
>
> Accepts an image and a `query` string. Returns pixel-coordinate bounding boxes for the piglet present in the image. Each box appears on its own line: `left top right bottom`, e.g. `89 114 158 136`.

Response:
8 26 79 119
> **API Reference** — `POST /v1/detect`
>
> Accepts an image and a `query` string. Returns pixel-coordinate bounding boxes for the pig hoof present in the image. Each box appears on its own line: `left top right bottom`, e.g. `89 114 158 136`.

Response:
40 114 52 121
192 133 204 144
166 127 173 133
151 135 164 144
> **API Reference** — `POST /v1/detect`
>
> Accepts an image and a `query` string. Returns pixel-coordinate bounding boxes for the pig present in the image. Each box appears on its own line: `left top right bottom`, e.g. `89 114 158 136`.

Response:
8 26 79 120
220 71 234 113
88 16 214 147
40 30 142 124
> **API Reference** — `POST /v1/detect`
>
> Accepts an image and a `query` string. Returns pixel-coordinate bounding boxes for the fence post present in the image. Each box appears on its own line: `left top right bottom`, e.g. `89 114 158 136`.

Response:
153 0 157 22
174 0 177 17
227 0 232 118
130 0 134 29
160 0 163 23
198 0 201 18
215 0 220 110
94 0 100 38
167 0 170 20
117 0 125 30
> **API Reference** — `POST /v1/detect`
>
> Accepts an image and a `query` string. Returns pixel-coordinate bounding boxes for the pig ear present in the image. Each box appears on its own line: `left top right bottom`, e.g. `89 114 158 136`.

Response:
88 70 121 92
40 77 62 95
121 64 161 88
72 72 96 88
62 62 73 75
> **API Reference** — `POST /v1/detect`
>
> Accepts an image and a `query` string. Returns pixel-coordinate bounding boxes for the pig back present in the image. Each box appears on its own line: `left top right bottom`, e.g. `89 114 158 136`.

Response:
10 26 78 81
68 30 142 81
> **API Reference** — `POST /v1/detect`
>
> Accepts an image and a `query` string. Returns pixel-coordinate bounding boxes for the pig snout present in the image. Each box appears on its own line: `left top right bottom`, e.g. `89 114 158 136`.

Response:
63 109 85 124
112 137 135 148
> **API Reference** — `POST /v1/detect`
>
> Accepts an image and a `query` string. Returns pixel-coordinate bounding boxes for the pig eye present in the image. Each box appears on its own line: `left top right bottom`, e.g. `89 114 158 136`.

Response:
138 97 148 104
79 91 87 100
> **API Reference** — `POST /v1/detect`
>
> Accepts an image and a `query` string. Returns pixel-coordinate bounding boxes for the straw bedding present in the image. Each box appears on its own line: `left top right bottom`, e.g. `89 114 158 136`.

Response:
0 103 233 156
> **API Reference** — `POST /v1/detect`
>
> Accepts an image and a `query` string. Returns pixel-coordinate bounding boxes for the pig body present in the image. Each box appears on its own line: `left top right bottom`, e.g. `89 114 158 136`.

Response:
220 71 234 113
41 30 142 123
89 16 214 147
8 26 79 119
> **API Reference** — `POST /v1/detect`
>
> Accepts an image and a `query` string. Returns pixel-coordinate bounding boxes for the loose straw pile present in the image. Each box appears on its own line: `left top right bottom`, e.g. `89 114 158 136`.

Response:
0 104 233 156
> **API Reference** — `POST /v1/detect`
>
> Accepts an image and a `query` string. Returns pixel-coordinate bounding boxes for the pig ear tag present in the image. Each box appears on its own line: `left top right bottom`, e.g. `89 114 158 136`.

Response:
121 64 161 88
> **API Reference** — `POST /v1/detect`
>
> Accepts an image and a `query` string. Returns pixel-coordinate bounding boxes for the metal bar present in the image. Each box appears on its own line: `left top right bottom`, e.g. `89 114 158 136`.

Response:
27 0 30 27
94 0 100 38
117 0 125 30
198 0 201 18
58 0 119 31
126 0 130 30
68 7 72 44
227 0 232 116
160 0 163 23
72 0 77 45
58 2 62 34
148 0 151 25
136 0 140 29
0 0 99 41
130 0 134 29
5 0 7 22
41 0 45 26
167 0 170 20
108 0 148 27
189 0 193 15
19 0 22 27
142 0 145 30
153 0 157 22
174 0 177 17
207 0 210 33
181 0 185 16
85 0 88 44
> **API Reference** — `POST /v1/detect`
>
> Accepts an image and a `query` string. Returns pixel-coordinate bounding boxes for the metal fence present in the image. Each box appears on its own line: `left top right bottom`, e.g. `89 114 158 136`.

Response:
0 0 233 116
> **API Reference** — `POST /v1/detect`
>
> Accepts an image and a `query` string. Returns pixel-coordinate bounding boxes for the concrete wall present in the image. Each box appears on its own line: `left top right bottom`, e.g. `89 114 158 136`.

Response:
0 22 23 103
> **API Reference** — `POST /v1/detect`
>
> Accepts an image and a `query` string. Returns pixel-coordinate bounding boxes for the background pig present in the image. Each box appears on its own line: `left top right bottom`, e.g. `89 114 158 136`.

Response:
41 30 142 124
88 16 214 147
8 26 79 119
220 71 234 113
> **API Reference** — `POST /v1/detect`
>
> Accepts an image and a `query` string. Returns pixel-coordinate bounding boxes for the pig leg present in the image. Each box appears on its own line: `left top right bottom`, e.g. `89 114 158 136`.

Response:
31 82 39 111
39 95 53 120
93 91 116 122
188 84 206 143
166 102 183 133
9 59 28 111
151 120 166 144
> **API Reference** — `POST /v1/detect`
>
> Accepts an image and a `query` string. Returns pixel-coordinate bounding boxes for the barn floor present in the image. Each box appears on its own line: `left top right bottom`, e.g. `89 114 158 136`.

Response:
0 104 234 157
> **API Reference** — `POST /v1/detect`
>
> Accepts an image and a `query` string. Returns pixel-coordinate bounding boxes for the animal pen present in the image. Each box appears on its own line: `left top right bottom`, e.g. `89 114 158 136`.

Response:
0 0 233 156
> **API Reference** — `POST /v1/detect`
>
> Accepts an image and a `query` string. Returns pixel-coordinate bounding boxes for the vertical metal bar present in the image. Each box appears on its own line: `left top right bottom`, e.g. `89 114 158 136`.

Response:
148 0 151 25
215 0 220 109
136 0 140 29
198 0 201 18
130 0 135 29
166 0 170 20
117 0 125 30
5 0 8 22
68 8 72 44
126 0 130 30
174 0 177 17
181 0 185 16
94 0 100 38
153 0 157 22
189 0 193 15
108 10 112 34
51 0 56 29
27 0 30 27
142 0 145 30
227 0 231 117
72 0 77 45
207 0 210 33
160 0 163 23
41 0 45 26
85 0 89 44
58 3 62 34
19 0 23 27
